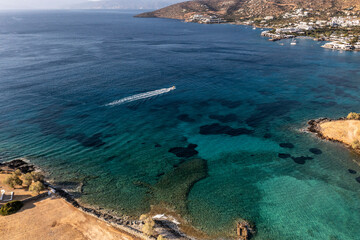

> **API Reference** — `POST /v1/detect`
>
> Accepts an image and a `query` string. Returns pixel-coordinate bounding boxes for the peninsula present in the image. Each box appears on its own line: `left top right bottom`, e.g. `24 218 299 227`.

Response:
308 113 360 156
136 0 360 51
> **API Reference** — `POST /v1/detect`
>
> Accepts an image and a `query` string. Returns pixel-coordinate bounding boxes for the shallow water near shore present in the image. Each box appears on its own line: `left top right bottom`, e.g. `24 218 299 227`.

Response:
1 10 360 239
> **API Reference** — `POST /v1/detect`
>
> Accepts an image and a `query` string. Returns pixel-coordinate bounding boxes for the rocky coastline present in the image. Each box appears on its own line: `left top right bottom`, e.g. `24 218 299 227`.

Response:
307 118 337 140
307 117 360 152
0 159 193 240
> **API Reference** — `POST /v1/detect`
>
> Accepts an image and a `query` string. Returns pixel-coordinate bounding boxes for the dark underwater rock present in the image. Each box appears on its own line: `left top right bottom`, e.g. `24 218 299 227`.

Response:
177 114 195 123
263 133 272 139
348 169 357 174
278 153 291 159
291 156 313 164
219 100 242 109
169 144 198 158
155 143 162 148
104 156 117 162
156 172 165 177
279 143 294 149
152 158 208 213
199 123 253 136
209 114 238 123
68 133 105 148
356 177 360 183
309 148 322 155
245 100 301 127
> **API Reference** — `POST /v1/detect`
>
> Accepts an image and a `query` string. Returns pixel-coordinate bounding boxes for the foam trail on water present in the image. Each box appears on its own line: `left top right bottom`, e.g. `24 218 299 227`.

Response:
106 86 176 106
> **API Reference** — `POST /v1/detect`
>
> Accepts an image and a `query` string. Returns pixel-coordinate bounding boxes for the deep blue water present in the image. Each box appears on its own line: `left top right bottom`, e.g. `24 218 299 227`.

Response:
0 10 360 239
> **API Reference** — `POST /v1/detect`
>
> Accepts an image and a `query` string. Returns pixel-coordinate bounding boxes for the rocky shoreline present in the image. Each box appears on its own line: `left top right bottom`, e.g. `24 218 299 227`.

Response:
0 159 192 240
307 117 360 153
307 118 335 139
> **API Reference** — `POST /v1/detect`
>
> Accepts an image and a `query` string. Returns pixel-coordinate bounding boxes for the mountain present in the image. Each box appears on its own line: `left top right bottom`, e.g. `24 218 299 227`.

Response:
71 0 184 10
135 0 360 20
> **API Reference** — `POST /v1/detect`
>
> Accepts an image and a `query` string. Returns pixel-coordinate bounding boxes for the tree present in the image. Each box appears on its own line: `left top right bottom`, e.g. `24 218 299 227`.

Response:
14 169 22 176
4 174 23 189
31 172 44 182
23 173 33 188
347 112 360 120
0 201 23 216
29 181 45 195
4 176 15 188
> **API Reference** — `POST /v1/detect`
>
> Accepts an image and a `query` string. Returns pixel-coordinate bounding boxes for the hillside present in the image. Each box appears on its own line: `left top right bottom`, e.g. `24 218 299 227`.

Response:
135 0 360 20
70 0 183 10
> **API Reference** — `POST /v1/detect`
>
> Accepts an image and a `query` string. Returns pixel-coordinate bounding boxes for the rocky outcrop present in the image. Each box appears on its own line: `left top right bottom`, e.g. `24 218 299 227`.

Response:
236 220 256 240
307 118 345 143
0 159 37 174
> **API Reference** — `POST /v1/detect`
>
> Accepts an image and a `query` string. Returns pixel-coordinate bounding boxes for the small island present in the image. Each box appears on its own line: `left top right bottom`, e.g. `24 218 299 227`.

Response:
308 112 360 152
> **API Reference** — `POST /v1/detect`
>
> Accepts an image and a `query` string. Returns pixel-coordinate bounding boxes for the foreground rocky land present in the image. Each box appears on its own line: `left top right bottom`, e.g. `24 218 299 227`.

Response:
136 0 360 51
308 116 360 153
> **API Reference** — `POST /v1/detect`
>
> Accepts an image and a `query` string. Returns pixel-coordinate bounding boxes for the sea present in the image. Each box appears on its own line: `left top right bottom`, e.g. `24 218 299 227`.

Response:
0 10 359 239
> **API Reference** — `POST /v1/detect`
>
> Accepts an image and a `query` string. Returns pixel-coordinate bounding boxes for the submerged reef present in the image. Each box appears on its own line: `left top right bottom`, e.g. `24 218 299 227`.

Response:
169 144 199 158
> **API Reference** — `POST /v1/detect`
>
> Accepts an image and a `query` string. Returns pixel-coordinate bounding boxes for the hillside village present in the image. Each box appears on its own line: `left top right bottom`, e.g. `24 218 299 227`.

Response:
185 8 360 51
137 0 360 51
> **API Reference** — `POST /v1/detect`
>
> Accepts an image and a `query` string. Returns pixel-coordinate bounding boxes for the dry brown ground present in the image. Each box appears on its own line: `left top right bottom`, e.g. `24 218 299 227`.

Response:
0 172 139 240
0 173 34 201
319 120 360 146
0 197 140 240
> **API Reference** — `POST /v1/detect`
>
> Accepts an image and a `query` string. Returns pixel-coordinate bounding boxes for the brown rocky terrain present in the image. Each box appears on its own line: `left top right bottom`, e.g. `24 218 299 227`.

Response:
136 0 360 20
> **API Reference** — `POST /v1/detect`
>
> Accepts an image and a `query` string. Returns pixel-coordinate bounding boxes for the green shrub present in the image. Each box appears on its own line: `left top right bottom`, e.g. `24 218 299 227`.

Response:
0 201 23 216
14 169 22 176
31 172 45 182
4 174 23 189
23 173 33 188
347 112 360 120
29 181 45 195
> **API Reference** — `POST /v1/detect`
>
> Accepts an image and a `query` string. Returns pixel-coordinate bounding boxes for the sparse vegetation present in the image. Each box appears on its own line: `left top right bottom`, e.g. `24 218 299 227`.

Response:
23 173 33 188
4 172 23 189
31 172 44 182
22 171 45 189
29 181 45 195
14 169 22 176
0 201 23 216
347 112 360 120
349 36 359 45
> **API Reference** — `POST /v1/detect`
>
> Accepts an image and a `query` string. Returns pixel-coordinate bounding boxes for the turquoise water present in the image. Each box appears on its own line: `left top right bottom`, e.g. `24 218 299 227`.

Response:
0 10 360 239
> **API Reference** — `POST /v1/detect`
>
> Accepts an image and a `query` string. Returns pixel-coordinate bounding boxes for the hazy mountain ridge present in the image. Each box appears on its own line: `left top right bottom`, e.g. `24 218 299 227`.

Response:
136 0 360 19
71 0 184 10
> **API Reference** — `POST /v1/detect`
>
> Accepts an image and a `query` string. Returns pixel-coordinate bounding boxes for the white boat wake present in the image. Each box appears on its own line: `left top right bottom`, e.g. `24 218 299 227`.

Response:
106 86 176 106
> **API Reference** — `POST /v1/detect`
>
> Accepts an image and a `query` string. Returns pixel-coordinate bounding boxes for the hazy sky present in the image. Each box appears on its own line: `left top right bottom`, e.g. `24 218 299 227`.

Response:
0 0 184 9
0 0 83 9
